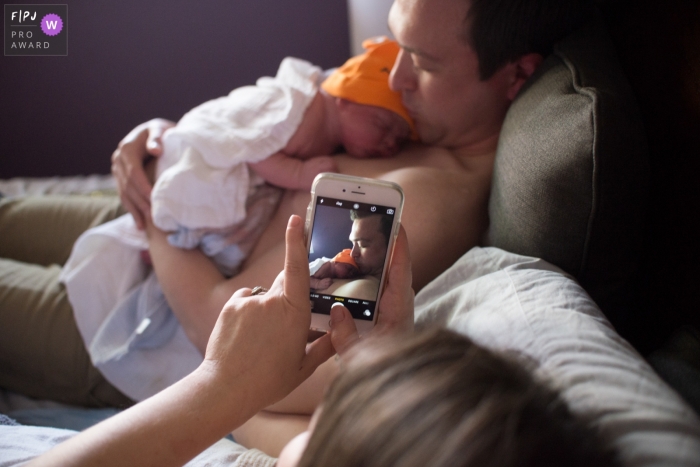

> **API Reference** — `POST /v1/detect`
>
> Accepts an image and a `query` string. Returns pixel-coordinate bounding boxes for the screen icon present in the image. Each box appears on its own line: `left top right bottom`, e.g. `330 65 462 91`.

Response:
387 208 394 215
353 203 359 209
363 309 371 317
320 198 324 204
370 206 377 212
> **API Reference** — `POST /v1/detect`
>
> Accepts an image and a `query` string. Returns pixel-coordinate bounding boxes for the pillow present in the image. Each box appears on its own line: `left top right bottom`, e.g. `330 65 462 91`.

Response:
415 247 700 466
486 18 649 342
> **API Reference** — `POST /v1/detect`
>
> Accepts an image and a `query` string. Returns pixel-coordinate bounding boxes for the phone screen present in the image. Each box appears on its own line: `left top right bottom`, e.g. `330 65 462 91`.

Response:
308 196 397 321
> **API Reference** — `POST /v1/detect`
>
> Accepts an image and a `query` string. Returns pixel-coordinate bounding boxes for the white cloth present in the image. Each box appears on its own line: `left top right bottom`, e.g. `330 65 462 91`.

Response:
152 57 322 232
415 247 700 467
59 215 203 402
309 257 331 276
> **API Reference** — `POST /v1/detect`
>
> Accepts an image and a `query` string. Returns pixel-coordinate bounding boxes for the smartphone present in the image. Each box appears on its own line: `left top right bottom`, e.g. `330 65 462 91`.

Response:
304 173 404 335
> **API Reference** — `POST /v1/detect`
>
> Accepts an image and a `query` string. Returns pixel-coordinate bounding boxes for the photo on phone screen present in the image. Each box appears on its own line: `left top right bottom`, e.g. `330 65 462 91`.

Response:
307 196 397 321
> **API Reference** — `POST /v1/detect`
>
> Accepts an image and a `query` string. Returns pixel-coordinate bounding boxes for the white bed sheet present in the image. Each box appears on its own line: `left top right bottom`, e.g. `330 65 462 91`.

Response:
416 247 700 466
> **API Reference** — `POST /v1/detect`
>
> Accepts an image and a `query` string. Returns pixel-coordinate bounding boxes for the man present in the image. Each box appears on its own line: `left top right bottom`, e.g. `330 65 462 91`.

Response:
348 210 391 279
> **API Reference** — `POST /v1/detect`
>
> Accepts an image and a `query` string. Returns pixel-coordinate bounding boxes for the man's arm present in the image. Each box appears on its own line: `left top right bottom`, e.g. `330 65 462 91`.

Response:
111 119 175 230
249 152 336 190
145 216 283 353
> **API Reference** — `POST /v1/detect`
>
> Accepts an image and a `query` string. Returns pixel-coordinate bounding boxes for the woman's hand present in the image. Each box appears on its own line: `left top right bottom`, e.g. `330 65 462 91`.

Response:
203 215 336 409
28 215 335 467
111 118 175 229
328 225 414 355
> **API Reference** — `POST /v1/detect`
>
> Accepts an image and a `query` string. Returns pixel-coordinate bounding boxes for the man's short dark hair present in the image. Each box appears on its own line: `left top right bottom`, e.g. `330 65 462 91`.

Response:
350 210 392 247
465 0 596 79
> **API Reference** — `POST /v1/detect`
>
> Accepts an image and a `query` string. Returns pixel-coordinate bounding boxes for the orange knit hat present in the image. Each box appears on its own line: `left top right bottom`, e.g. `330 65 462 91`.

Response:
332 249 359 269
322 36 416 137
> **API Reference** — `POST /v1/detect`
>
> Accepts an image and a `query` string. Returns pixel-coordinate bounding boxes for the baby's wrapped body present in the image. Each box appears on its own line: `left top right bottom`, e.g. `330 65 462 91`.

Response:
152 57 322 276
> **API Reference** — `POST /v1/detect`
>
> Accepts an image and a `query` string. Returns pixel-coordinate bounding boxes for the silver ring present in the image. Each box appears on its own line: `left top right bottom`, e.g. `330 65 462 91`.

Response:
250 286 269 296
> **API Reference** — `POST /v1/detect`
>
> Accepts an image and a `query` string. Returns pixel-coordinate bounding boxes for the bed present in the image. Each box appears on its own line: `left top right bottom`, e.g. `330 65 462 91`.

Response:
1 10 699 467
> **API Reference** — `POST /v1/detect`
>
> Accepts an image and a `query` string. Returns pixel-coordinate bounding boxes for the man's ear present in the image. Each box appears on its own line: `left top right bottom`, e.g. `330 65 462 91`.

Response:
506 53 543 101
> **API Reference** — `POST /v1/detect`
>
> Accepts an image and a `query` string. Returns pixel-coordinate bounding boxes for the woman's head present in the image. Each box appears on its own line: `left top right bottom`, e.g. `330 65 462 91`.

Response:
284 327 619 467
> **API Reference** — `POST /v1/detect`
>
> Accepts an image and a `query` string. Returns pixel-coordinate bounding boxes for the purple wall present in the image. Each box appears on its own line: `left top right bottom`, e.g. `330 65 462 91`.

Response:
1 1 350 177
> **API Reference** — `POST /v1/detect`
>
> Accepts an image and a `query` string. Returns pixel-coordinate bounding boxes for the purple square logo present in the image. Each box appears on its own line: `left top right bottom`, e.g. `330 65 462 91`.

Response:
5 4 68 56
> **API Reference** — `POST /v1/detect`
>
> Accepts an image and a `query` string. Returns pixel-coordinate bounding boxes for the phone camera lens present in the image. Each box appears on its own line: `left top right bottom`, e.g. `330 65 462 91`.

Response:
342 189 346 192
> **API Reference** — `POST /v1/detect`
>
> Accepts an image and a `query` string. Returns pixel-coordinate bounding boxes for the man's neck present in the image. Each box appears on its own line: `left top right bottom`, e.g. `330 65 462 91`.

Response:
447 125 501 170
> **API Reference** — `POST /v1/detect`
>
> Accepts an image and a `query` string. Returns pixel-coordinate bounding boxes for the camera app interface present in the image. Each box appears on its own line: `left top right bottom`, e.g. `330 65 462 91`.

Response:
308 196 396 321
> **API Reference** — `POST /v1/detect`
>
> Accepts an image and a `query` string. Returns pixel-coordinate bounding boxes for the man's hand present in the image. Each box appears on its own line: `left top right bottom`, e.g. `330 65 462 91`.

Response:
328 225 414 355
111 118 175 230
203 215 335 409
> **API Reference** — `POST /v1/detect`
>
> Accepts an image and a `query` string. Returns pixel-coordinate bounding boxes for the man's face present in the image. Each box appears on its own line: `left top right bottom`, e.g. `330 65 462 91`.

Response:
387 0 514 151
349 216 388 278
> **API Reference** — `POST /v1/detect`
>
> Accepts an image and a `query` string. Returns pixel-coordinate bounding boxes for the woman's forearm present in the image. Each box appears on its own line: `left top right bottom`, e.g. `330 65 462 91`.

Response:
28 365 260 467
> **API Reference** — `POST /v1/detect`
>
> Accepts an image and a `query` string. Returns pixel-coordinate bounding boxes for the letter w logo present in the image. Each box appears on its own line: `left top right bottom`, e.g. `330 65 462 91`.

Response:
45 20 58 29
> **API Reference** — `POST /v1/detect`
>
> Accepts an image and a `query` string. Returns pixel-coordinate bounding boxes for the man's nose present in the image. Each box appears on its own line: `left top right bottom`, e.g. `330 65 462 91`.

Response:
389 49 417 93
350 244 360 258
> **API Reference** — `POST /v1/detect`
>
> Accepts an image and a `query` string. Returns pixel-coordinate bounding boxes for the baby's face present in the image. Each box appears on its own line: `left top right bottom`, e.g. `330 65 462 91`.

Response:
339 102 411 159
332 262 359 278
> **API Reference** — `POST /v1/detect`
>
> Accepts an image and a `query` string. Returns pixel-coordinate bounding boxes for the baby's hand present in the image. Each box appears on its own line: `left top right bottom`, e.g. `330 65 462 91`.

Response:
310 277 333 291
298 156 336 190
249 153 337 191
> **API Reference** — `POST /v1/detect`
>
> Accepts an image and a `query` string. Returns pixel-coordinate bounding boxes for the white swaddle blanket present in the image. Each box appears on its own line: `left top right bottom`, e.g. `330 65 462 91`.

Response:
152 57 322 233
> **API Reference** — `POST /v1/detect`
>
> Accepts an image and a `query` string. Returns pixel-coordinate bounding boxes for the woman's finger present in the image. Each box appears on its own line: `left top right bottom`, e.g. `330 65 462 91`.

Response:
329 305 360 356
301 333 335 377
376 225 414 333
283 215 311 309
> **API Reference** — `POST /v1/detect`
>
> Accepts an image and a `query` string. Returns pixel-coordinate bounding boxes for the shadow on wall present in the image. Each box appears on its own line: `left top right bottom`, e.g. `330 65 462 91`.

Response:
0 0 349 178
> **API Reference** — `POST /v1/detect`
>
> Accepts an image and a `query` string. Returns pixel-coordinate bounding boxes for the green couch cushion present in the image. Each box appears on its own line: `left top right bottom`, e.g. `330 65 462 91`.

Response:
487 18 649 322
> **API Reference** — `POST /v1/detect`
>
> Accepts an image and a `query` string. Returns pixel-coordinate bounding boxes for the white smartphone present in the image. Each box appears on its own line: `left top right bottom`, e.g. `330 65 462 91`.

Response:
305 173 404 335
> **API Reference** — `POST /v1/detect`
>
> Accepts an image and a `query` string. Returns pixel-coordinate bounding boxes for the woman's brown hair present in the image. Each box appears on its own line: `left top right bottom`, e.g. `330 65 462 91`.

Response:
298 327 619 467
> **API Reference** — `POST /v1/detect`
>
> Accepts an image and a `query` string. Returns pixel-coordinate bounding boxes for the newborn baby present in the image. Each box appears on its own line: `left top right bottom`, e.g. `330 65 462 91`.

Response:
309 249 360 291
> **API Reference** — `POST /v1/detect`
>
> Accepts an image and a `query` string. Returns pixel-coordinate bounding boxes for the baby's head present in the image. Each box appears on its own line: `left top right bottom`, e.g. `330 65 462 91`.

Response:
322 37 416 159
331 249 360 278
